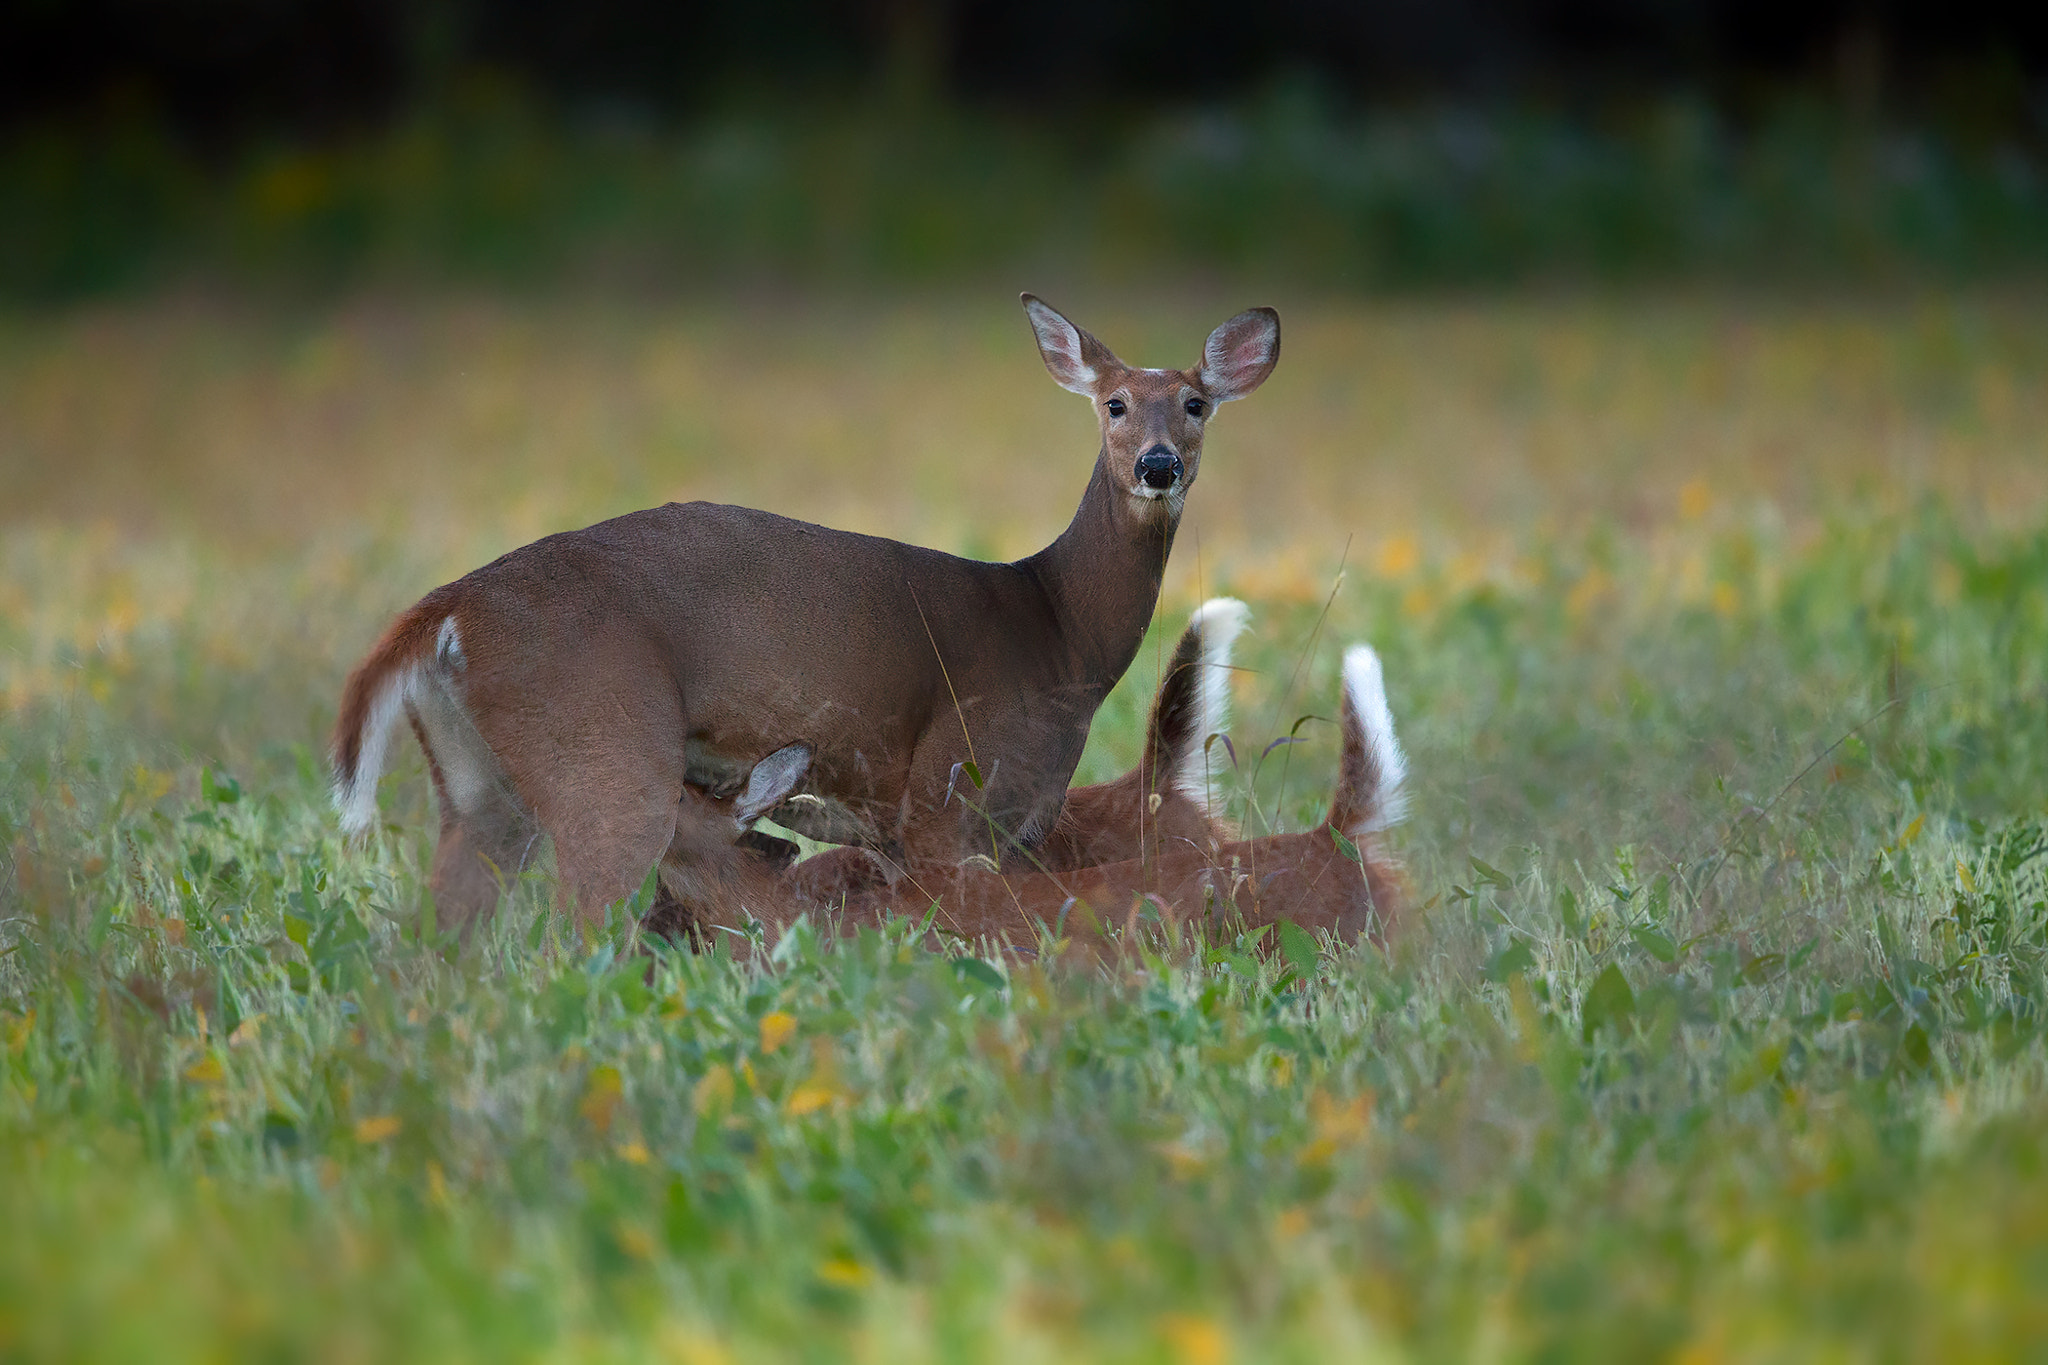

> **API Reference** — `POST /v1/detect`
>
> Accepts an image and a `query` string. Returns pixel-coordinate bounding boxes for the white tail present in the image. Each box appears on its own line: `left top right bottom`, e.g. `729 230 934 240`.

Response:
332 615 469 835
1339 644 1408 833
1172 597 1250 812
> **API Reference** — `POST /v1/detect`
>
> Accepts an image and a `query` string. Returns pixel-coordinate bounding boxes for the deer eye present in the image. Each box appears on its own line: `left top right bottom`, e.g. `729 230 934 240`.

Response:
1104 399 1126 418
1185 398 1206 417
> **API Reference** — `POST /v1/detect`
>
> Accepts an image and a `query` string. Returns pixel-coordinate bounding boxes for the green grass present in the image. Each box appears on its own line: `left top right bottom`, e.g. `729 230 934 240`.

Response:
4 295 2048 1360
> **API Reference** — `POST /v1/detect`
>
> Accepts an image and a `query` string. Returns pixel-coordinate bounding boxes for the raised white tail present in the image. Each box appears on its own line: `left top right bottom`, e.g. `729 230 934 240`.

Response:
1169 597 1250 810
1338 644 1408 833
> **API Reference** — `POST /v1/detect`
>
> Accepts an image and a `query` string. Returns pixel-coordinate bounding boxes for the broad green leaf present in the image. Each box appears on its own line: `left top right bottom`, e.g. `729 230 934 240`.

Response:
1470 857 1513 889
1582 963 1636 1040
1277 920 1319 978
1631 924 1678 963
1485 939 1537 983
954 957 1005 989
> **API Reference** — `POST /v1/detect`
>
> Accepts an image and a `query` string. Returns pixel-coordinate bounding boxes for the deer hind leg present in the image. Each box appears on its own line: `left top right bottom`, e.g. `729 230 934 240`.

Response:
534 748 687 930
478 683 689 930
410 692 539 937
428 794 539 936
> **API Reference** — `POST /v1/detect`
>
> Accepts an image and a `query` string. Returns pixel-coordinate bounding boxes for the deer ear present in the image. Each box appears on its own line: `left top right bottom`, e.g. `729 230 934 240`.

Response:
733 743 812 825
1198 307 1281 402
1022 294 1120 395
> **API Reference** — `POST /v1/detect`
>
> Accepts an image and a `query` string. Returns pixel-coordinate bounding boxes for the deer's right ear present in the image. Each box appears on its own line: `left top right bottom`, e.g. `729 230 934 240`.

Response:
1022 293 1119 395
1198 307 1282 402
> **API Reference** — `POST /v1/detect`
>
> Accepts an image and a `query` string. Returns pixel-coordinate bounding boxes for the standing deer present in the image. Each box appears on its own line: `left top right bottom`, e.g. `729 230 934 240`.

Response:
331 298 1281 930
682 642 1409 960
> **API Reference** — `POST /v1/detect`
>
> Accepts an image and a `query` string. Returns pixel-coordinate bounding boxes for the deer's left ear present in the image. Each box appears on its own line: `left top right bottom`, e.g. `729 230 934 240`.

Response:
1198 307 1281 402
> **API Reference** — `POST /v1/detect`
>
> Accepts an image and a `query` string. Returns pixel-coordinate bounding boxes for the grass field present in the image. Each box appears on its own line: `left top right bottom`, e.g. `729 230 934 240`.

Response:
4 290 2048 1360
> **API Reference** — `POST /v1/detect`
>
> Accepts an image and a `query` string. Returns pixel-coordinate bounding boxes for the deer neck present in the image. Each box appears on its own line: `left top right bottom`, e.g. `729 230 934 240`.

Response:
1023 457 1178 682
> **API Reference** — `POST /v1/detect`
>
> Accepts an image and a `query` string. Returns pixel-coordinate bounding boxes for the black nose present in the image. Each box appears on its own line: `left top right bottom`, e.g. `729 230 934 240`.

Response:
1135 447 1184 490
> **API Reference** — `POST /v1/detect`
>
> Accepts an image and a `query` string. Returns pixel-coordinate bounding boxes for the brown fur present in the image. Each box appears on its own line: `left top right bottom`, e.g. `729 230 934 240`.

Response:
676 640 1409 966
332 298 1280 932
646 596 1246 945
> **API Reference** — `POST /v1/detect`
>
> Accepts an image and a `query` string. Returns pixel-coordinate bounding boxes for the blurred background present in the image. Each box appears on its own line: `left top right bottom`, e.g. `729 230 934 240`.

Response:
5 0 2048 297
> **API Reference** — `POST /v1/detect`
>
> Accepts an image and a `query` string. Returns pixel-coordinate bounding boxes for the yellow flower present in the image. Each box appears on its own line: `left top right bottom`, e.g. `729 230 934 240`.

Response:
1156 1138 1208 1180
786 1084 837 1117
1300 1089 1373 1165
1679 478 1712 521
616 1138 652 1165
1565 568 1613 620
758 1010 797 1053
654 1324 733 1365
1273 1206 1310 1241
817 1257 871 1288
613 1222 658 1260
579 1065 624 1135
692 1065 735 1117
1374 535 1420 579
353 1115 401 1144
4 1010 34 1055
1158 1313 1230 1365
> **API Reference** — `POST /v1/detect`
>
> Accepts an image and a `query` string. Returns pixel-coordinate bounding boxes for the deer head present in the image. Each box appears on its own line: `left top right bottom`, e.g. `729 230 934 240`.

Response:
1022 295 1280 522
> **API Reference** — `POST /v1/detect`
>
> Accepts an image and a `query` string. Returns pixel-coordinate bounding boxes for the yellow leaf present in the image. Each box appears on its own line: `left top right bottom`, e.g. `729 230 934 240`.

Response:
353 1114 401 1144
129 765 174 805
1566 568 1613 620
1159 1312 1230 1365
1374 535 1420 579
1678 478 1712 521
786 1084 838 1117
758 1011 797 1053
1957 859 1976 893
580 1065 624 1135
1273 1206 1310 1241
4 1010 32 1055
616 1138 652 1165
614 1222 657 1260
817 1257 871 1288
1155 1139 1207 1180
654 1324 733 1365
692 1065 735 1117
1897 814 1925 848
183 1055 225 1085
1311 1089 1373 1145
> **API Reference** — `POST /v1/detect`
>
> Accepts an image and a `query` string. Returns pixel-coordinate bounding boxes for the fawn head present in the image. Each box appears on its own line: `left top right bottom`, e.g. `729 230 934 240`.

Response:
1021 295 1280 516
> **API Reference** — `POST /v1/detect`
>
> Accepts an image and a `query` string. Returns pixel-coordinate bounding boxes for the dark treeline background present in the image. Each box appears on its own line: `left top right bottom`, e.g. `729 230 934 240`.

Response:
9 1 2048 139
5 1 2048 297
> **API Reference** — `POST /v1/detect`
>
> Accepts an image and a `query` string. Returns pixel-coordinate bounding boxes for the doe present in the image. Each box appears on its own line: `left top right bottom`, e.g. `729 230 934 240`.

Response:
331 298 1280 930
